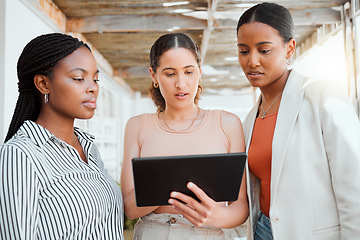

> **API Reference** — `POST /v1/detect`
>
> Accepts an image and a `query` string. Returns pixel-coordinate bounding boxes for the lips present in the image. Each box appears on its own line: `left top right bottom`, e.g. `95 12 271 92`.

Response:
83 99 97 109
175 92 188 99
247 70 263 80
248 70 263 75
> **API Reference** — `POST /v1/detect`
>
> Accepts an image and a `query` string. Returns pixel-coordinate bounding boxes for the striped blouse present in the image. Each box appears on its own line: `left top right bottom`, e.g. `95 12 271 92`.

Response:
0 120 123 239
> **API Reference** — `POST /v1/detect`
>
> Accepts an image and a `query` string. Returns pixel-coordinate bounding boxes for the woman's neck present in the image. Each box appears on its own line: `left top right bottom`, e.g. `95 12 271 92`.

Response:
162 105 199 121
35 112 76 145
260 68 290 102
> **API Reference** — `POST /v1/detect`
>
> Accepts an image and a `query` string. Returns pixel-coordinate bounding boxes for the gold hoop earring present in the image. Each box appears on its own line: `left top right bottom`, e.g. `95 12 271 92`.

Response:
286 58 292 65
153 82 159 88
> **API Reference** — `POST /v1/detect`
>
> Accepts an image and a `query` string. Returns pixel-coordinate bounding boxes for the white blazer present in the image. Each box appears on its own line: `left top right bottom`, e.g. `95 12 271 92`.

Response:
243 69 360 240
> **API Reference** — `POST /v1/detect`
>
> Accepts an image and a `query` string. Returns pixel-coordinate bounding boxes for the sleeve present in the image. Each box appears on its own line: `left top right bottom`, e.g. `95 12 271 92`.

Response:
0 144 39 239
319 82 360 238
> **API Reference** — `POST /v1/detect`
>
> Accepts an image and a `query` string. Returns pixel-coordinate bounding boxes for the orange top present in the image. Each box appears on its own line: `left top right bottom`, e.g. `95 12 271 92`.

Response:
248 112 278 218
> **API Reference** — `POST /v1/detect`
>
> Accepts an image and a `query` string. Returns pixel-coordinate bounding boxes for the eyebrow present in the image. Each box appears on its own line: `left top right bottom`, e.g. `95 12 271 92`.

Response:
161 65 195 72
69 68 99 74
237 41 274 47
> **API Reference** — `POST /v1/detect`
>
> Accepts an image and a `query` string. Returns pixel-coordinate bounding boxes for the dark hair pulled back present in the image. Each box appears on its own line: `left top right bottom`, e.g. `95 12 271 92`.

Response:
237 2 294 43
5 33 90 142
148 33 203 112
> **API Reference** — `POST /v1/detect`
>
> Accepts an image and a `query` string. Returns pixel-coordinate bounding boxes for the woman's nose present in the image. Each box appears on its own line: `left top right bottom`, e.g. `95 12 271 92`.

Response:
87 80 99 95
175 75 187 89
248 52 260 68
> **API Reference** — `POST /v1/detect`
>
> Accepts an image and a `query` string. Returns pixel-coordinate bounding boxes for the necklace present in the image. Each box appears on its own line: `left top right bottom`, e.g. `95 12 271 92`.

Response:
162 107 200 132
261 92 283 119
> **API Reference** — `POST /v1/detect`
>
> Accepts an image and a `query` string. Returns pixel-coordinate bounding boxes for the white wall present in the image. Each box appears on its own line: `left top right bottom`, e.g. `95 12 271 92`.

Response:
1 0 58 141
0 0 5 141
354 15 360 115
293 31 347 85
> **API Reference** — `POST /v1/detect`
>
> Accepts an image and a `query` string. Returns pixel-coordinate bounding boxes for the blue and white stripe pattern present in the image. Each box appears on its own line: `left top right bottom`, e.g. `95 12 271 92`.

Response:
0 120 123 239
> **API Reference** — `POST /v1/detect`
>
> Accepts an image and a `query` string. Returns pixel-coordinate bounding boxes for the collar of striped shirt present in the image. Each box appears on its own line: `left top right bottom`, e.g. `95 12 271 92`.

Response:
20 120 95 147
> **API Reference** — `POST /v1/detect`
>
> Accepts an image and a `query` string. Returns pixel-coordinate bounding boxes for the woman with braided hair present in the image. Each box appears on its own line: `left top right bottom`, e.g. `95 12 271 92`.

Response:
0 33 124 239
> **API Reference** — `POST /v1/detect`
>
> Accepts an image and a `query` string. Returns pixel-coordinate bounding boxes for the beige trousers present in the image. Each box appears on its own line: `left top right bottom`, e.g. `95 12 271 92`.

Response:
132 213 225 240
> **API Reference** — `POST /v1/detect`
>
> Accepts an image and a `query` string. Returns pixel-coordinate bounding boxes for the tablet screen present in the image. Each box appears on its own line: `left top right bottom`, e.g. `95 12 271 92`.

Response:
132 152 247 207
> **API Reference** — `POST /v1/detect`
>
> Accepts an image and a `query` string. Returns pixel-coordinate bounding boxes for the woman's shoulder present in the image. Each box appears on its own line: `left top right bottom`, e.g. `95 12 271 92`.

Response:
125 113 157 134
206 109 243 133
216 110 242 125
288 69 351 106
301 77 351 107
291 69 345 96
1 130 32 149
126 113 156 124
0 132 37 165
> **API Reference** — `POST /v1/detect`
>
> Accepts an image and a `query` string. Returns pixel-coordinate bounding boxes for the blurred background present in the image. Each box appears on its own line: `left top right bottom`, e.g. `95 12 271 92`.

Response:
1 0 359 199
1 0 360 238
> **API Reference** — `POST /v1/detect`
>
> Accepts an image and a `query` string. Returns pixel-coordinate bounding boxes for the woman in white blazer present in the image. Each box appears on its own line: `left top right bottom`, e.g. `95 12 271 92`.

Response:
237 2 360 240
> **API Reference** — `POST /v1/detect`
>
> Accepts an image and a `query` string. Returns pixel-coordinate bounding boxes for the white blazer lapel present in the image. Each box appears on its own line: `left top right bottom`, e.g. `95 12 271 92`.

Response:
244 98 261 152
243 97 261 238
270 70 305 203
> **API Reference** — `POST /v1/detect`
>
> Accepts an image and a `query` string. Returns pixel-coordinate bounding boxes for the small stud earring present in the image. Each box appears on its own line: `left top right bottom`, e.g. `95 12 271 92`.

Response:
286 58 292 65
44 93 49 103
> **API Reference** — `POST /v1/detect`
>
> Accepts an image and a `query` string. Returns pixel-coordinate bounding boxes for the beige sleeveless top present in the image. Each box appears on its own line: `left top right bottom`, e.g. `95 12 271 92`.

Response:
138 109 230 157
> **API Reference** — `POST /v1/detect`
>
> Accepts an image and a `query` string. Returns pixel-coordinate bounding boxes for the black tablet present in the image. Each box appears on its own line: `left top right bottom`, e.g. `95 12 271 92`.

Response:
132 152 247 207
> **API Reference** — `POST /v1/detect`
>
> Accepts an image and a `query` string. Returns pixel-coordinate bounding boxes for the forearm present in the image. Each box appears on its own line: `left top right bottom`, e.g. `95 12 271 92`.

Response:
215 200 249 228
123 189 159 219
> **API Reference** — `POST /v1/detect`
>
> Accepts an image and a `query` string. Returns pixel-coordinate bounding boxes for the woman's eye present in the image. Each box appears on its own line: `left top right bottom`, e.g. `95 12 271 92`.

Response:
260 49 270 54
239 50 248 55
94 79 100 82
73 78 84 82
166 73 175 77
185 71 193 75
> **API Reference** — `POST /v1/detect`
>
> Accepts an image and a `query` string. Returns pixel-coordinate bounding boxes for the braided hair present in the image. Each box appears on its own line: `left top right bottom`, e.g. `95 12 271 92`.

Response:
4 33 90 142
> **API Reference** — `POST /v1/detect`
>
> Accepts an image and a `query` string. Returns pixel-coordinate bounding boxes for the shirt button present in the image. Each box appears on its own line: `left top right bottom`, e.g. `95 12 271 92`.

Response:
271 215 280 223
169 217 177 224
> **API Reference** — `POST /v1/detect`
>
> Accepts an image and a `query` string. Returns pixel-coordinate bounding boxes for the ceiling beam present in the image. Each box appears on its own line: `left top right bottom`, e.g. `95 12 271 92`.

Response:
53 1 208 17
67 15 207 33
21 0 66 32
290 7 342 25
67 7 341 34
218 1 348 10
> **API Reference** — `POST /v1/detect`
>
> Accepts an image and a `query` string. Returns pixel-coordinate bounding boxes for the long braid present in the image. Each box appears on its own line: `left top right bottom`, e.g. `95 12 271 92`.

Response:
5 33 89 142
